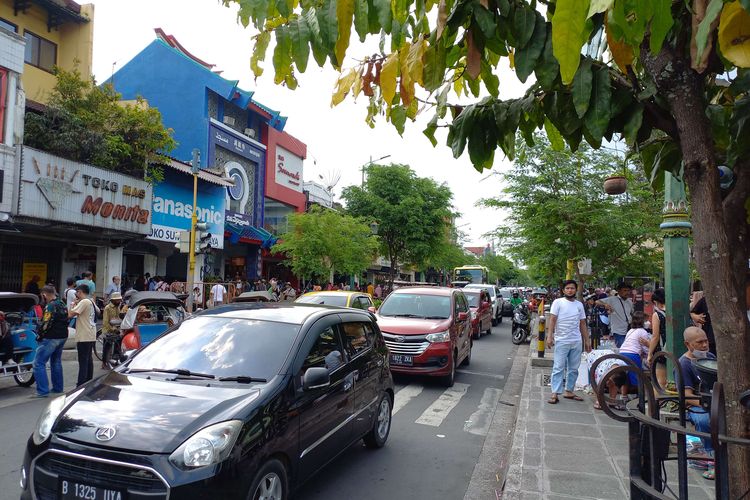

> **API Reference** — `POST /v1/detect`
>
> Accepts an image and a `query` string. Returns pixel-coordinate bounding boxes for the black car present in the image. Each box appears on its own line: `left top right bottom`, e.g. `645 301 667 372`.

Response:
21 303 394 500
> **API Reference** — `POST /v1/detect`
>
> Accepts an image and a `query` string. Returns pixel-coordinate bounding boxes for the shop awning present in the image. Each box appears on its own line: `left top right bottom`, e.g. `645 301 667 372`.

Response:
225 220 277 249
161 157 235 187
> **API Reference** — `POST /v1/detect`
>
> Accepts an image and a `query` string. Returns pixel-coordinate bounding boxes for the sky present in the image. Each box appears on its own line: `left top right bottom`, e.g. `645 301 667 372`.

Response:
87 0 530 246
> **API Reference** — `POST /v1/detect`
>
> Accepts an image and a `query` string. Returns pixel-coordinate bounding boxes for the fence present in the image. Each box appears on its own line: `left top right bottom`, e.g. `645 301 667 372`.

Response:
168 281 240 310
589 351 750 499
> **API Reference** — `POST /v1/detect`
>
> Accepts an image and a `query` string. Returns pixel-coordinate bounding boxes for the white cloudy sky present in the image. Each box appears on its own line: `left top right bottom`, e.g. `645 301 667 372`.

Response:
87 0 529 245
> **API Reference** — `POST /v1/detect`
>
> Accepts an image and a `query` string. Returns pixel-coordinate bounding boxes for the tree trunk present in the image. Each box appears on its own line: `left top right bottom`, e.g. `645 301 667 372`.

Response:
643 46 750 498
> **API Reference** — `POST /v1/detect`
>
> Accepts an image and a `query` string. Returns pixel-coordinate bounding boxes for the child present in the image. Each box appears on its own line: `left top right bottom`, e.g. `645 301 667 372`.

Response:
619 311 651 386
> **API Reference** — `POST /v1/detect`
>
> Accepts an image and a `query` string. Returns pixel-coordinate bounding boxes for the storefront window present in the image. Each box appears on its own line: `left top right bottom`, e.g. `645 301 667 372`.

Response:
264 198 294 235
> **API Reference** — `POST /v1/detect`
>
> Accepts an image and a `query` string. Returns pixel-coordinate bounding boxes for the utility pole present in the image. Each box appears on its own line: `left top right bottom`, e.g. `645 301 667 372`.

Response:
186 148 200 313
661 171 692 379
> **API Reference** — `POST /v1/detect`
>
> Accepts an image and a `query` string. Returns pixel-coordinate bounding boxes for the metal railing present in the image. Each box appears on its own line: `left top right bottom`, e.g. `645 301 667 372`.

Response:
589 351 750 499
167 281 239 310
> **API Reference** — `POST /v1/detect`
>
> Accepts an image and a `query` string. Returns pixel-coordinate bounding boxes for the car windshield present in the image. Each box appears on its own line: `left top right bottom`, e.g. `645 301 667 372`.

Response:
126 316 299 380
464 293 480 308
378 293 451 319
296 294 348 307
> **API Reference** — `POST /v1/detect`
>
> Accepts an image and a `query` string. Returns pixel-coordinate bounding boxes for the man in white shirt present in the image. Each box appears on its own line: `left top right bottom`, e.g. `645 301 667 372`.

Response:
546 280 591 404
209 282 227 307
104 276 121 301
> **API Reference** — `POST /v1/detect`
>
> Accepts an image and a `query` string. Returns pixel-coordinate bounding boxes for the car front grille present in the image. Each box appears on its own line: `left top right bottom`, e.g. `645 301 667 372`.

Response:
382 332 430 355
34 451 168 497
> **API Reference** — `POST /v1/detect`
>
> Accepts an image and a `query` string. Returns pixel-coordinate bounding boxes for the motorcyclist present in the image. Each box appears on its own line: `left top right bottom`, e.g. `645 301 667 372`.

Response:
510 291 524 309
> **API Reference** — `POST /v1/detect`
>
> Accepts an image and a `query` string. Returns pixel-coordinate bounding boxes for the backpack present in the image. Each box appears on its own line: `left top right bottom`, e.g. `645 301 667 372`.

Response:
88 298 102 321
38 299 68 340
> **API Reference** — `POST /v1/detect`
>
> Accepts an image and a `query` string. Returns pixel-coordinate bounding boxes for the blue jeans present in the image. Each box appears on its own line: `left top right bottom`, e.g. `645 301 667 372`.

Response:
613 333 627 348
551 342 583 394
33 338 66 396
688 406 713 453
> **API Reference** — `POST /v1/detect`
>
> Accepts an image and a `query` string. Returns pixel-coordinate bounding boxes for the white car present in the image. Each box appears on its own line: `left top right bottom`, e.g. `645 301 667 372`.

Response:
464 284 503 325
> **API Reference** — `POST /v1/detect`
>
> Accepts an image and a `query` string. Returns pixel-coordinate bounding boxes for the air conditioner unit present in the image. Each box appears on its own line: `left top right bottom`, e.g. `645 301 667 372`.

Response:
223 116 236 126
244 127 256 138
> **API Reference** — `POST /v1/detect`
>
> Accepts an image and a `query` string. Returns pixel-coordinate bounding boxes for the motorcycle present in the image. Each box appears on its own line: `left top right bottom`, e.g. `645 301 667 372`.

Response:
511 302 531 345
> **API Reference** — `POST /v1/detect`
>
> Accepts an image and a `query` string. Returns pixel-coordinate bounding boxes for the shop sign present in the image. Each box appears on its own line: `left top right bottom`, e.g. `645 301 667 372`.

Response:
211 123 263 162
149 170 226 249
17 147 153 234
21 263 46 290
275 146 303 192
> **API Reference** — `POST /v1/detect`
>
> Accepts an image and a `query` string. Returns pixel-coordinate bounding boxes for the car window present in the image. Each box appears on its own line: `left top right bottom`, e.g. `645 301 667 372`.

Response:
296 294 349 307
459 293 469 312
127 316 298 380
301 326 345 374
464 292 480 308
352 296 368 310
340 322 373 357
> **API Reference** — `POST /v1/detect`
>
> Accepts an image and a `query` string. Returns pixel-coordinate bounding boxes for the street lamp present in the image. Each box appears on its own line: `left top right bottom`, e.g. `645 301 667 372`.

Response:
361 154 391 186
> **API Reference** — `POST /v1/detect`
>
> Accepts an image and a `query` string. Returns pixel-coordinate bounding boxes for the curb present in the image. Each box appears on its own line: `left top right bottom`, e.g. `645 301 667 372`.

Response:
463 343 529 500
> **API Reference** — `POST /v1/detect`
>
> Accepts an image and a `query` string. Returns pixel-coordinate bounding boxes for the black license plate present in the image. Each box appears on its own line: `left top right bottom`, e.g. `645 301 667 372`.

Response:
60 479 125 500
390 354 413 366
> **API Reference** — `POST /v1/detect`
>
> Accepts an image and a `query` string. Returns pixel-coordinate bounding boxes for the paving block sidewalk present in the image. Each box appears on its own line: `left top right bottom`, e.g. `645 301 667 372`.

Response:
501 349 717 499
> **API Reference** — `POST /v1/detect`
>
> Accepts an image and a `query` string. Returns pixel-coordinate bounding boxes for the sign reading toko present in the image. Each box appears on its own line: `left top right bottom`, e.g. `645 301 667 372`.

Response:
149 170 226 249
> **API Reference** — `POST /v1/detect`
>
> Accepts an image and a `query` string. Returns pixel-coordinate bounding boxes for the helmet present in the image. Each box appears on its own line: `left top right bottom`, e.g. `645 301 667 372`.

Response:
121 332 140 350
512 291 519 297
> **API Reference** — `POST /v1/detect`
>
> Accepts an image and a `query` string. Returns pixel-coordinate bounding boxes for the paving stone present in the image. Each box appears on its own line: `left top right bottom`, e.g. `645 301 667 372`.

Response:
526 420 541 433
543 421 601 438
541 410 597 425
603 439 629 459
525 432 541 449
543 434 608 454
521 467 542 492
546 471 626 499
524 447 541 468
544 449 616 475
505 464 522 491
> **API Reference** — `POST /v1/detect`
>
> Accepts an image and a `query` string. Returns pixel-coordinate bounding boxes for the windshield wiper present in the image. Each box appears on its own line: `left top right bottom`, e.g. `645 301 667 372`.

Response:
393 313 424 318
424 316 449 320
126 368 215 379
218 375 268 383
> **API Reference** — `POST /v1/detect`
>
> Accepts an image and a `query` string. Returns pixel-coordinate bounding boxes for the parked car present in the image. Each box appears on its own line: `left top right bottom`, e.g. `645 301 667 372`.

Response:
463 289 493 339
233 290 277 302
296 290 374 310
21 303 394 500
464 284 503 325
375 287 472 386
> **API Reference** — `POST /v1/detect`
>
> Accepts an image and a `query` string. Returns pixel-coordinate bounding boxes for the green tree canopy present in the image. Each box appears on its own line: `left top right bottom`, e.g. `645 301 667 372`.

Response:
24 68 176 181
478 253 526 285
482 134 663 285
272 205 379 280
343 164 453 288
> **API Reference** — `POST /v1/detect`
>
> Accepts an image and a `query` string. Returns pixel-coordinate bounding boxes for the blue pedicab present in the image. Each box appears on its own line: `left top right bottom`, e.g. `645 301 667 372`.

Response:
0 292 40 387
120 291 186 352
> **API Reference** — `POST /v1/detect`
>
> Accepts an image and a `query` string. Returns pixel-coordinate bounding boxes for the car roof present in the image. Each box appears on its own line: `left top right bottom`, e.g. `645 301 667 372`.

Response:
300 291 362 297
464 284 495 290
390 286 455 296
196 302 368 325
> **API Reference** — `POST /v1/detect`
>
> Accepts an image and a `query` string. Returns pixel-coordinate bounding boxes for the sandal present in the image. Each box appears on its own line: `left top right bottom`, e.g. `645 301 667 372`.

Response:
593 401 602 410
563 394 584 401
702 468 715 480
547 395 559 404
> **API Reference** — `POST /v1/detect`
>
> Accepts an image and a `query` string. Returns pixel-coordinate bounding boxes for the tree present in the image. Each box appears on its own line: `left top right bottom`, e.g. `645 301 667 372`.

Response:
482 133 663 286
272 205 379 282
425 238 474 283
24 68 175 181
342 164 453 289
478 253 525 285
227 0 750 484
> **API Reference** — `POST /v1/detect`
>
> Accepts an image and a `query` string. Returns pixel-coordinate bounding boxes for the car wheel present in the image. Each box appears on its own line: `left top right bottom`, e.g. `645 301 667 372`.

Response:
364 392 392 448
246 459 288 500
94 329 104 361
497 313 502 325
443 353 456 387
491 317 498 327
461 341 472 367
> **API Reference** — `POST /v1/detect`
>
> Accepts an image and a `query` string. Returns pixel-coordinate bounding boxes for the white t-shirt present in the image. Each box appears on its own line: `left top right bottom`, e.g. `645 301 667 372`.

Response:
210 284 226 303
550 298 586 345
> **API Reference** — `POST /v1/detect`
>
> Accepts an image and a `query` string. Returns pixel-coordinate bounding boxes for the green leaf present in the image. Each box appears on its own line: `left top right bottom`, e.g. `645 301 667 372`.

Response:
649 0 673 53
515 13 546 83
290 16 311 73
582 66 611 144
276 0 292 18
447 105 474 158
622 103 644 145
741 0 750 12
390 104 407 135
497 0 510 17
318 0 339 50
587 0 613 19
424 114 439 146
572 58 593 118
481 59 500 97
728 96 750 163
392 0 409 24
468 108 496 169
354 0 370 41
272 25 293 85
511 4 536 48
423 39 447 91
695 0 723 65
534 25 559 89
473 4 497 39
372 0 393 29
552 0 590 84
544 118 565 151
250 31 271 78
311 38 329 66
335 0 355 67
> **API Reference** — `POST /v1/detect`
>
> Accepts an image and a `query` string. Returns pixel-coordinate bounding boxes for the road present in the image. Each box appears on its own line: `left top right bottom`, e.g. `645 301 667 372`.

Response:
0 321 518 500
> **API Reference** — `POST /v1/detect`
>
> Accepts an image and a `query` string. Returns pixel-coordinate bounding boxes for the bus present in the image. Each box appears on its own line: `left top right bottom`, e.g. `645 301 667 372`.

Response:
452 265 489 287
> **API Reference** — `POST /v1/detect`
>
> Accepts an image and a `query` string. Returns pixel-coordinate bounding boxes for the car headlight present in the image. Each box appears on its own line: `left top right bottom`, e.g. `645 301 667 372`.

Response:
425 331 450 343
169 420 243 469
33 395 67 445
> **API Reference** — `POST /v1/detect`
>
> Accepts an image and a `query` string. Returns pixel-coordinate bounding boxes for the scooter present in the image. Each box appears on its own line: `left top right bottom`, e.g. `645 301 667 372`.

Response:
511 302 531 344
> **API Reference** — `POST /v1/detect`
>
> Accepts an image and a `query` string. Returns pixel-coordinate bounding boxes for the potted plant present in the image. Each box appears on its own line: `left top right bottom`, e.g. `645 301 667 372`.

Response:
603 175 627 195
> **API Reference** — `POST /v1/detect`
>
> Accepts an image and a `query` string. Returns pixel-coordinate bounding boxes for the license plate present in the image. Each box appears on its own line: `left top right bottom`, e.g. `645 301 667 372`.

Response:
60 479 125 500
390 354 413 366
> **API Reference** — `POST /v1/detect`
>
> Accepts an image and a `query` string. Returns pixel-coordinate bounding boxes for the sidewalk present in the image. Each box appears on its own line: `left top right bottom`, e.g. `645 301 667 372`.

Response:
501 347 717 499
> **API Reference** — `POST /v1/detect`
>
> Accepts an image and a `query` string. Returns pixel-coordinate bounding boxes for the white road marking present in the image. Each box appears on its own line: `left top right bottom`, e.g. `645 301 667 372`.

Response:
392 385 424 415
456 369 506 380
415 383 470 427
464 388 503 435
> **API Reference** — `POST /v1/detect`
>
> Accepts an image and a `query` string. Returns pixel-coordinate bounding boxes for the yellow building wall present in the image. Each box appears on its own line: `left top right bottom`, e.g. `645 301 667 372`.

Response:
0 2 94 104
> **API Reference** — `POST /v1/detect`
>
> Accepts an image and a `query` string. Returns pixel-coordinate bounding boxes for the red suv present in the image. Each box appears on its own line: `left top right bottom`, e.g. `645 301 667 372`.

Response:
375 287 472 386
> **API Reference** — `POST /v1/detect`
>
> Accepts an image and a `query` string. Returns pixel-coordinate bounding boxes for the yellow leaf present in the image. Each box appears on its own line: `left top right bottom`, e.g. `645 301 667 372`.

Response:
437 0 448 40
718 1 750 68
380 52 399 104
399 44 415 106
331 69 357 107
352 69 363 99
335 0 355 67
552 0 590 84
407 38 427 87
508 48 515 69
605 19 633 71
453 68 464 95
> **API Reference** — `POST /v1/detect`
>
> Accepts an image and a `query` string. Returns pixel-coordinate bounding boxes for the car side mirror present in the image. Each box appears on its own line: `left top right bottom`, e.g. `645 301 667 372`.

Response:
367 306 377 314
457 311 469 321
303 367 331 391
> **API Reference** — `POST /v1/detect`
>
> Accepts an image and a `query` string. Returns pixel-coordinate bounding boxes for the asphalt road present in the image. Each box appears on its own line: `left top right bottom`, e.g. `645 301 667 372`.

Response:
0 321 519 500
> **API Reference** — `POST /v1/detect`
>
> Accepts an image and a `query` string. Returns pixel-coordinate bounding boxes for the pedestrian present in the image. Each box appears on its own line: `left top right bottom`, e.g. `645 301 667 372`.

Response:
618 311 652 387
209 281 227 307
104 275 121 301
595 282 634 348
367 282 374 297
690 284 717 355
24 275 41 296
147 273 157 291
155 276 169 292
76 271 96 296
648 288 668 387
374 283 382 298
68 284 98 386
546 280 591 404
134 274 146 292
0 311 15 367
63 277 77 309
32 286 69 398
101 292 122 369
192 285 203 309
